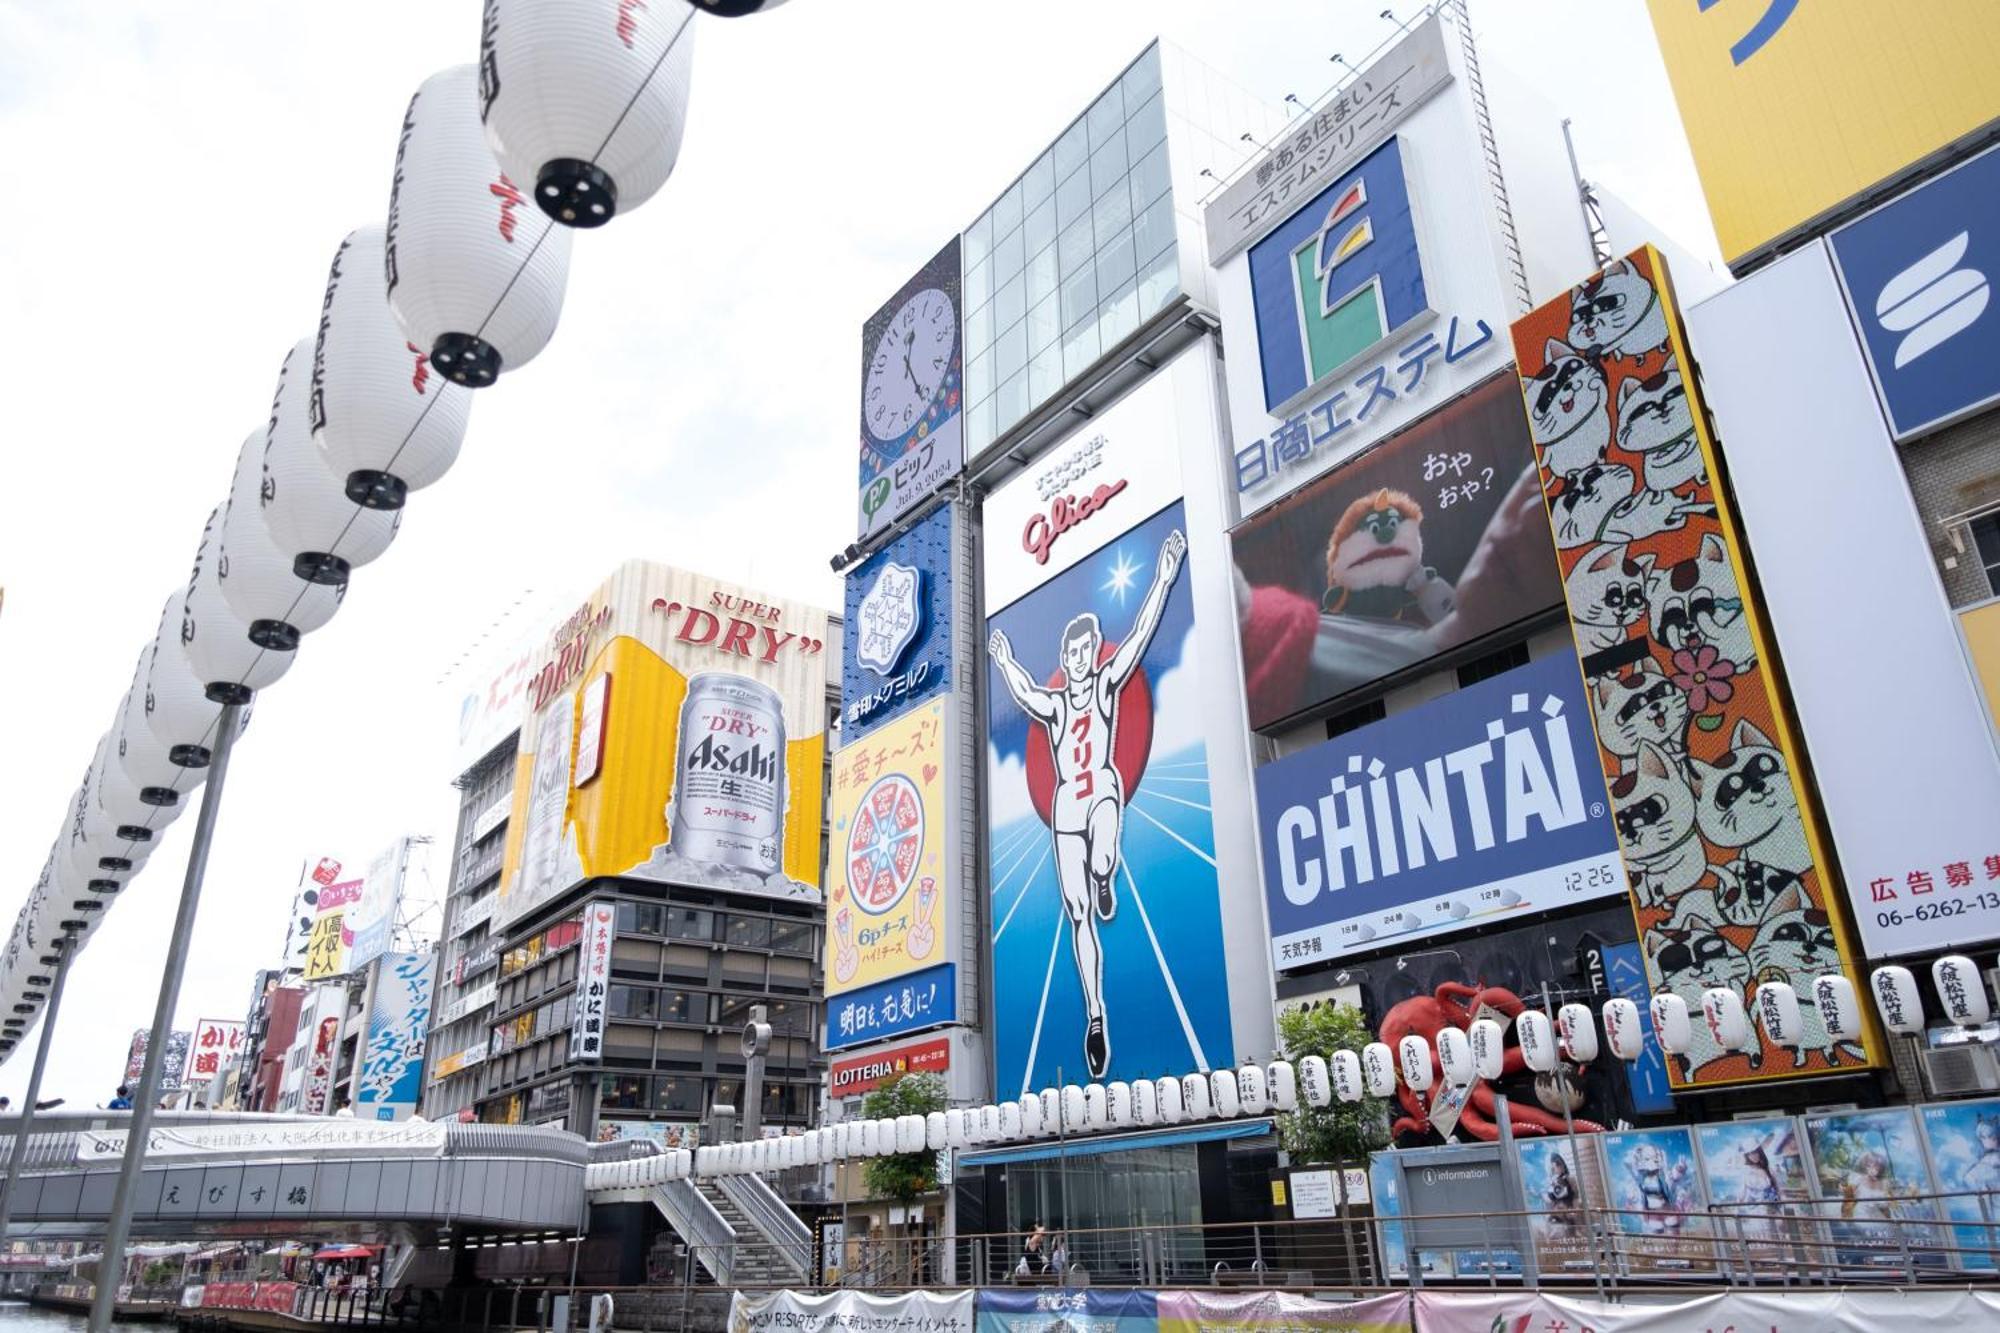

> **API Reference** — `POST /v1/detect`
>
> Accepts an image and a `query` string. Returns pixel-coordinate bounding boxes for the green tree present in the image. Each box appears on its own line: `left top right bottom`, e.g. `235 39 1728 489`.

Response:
1275 1002 1389 1165
860 1072 946 1202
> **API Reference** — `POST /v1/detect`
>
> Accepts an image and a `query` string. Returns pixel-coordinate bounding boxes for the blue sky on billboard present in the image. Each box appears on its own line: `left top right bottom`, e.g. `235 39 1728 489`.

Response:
0 0 1712 1102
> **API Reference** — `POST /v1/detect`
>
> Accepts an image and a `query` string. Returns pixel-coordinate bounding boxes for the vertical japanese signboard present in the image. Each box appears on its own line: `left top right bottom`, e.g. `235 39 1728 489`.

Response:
356 951 436 1121
302 1015 340 1115
841 505 955 743
123 1029 148 1085
572 901 614 1064
1508 245 1881 1090
159 1030 192 1092
190 1019 245 1089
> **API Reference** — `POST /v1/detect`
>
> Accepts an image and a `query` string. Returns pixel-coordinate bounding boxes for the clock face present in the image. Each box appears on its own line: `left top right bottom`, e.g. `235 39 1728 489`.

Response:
864 287 956 448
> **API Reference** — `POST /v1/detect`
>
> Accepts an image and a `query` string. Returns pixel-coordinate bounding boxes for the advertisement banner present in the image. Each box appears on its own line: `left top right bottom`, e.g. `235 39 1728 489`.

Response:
572 901 614 1063
594 1119 699 1149
842 504 955 742
159 1029 192 1091
1415 1288 2000 1332
1643 0 2000 267
825 960 955 1053
1256 653 1623 967
1919 1096 2000 1271
829 1035 951 1100
356 950 434 1121
827 699 950 998
1509 246 1882 1090
1232 374 1559 731
1515 1135 1609 1277
81 1120 446 1159
1600 1126 1716 1275
859 237 963 540
497 562 831 928
978 1291 1155 1333
1156 1291 1409 1333
1803 1106 1946 1270
728 1288 972 1333
189 1019 244 1087
303 910 346 980
1693 1117 1816 1272
451 628 537 776
302 1015 339 1115
345 839 408 974
1684 244 2000 959
123 1029 148 1084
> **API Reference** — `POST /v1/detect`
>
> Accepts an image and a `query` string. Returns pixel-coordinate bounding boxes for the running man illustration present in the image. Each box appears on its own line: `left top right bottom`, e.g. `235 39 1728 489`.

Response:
988 528 1187 1078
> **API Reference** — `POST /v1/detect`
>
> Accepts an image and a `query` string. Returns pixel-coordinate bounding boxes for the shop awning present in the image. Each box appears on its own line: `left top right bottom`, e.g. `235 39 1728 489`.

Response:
312 1245 378 1261
957 1117 1276 1169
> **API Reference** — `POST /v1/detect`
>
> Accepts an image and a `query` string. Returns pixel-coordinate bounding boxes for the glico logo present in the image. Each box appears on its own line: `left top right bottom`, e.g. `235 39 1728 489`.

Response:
1247 135 1429 412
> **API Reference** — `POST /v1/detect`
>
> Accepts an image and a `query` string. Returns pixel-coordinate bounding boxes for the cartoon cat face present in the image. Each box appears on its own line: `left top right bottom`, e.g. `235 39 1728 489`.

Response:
1609 739 1697 859
1616 363 1694 457
1569 258 1668 359
1551 462 1637 548
1568 543 1653 649
1747 885 1838 984
1692 719 1799 852
1648 533 1756 668
1593 661 1688 760
1526 339 1611 475
1646 913 1753 994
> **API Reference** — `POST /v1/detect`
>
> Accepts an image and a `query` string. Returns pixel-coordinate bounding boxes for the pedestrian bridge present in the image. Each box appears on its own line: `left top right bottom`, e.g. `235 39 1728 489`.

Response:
0 1111 586 1240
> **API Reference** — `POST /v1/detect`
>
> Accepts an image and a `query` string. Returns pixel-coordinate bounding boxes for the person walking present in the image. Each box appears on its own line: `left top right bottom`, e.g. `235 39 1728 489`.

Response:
107 1085 133 1110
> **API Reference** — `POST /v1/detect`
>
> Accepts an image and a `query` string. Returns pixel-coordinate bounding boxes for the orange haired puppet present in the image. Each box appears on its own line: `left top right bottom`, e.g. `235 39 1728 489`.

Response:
1321 488 1456 625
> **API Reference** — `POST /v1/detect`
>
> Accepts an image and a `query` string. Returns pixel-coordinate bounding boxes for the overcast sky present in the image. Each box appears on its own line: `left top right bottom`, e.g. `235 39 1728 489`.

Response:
0 0 1713 1106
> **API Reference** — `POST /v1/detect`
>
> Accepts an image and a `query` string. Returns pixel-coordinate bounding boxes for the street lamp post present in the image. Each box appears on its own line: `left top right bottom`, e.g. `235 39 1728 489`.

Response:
0 932 76 1237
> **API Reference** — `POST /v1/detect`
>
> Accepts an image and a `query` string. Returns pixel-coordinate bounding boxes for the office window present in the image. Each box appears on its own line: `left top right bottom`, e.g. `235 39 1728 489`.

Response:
656 1076 704 1115
1973 513 2000 593
726 915 772 949
600 1074 648 1110
666 907 714 942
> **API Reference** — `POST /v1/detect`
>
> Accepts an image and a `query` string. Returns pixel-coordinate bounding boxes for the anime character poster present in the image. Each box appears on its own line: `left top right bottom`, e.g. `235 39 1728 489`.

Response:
985 500 1233 1093
1515 1136 1610 1277
1694 1117 1815 1273
1804 1107 1945 1271
1601 1126 1715 1275
1508 245 1881 1091
1921 1097 2000 1272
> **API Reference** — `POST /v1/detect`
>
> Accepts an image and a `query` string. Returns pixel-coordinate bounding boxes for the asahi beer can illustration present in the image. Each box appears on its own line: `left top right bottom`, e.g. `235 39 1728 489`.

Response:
669 673 787 874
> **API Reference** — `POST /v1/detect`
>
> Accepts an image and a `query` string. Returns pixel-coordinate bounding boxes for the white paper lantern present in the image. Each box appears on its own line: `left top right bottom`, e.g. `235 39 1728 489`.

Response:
1181 1073 1213 1120
1299 1055 1332 1107
1037 1088 1060 1132
895 1115 924 1154
1701 987 1752 1051
1754 982 1804 1049
1434 1027 1474 1086
801 1129 820 1164
182 506 295 703
1106 1082 1133 1127
1237 1064 1270 1115
1467 1019 1506 1080
260 342 401 585
1814 974 1863 1041
116 663 205 806
1059 1084 1085 1130
924 1111 947 1151
68 740 152 882
1155 1076 1184 1124
999 1100 1023 1139
1208 1069 1239 1118
945 1109 971 1149
1268 1060 1298 1112
694 1146 717 1175
1557 1003 1599 1063
1359 1043 1396 1098
1396 1035 1434 1092
857 1119 878 1156
479 0 698 228
978 1104 1002 1143
216 431 343 647
1600 998 1643 1062
1870 965 1924 1035
386 65 573 385
1017 1095 1044 1137
1515 1010 1557 1073
312 226 474 507
92 719 174 842
1650 993 1693 1054
880 1119 904 1155
1079 1084 1106 1130
1933 955 1992 1027
689 0 790 15
141 592 231 759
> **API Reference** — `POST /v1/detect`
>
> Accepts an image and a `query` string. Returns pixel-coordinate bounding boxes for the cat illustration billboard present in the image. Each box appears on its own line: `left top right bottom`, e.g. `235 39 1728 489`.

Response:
1508 244 1884 1091
1255 653 1623 967
1230 373 1563 732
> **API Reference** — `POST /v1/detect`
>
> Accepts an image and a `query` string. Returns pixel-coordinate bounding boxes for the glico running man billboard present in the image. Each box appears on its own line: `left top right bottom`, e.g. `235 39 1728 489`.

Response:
496 561 831 930
982 351 1234 1092
1508 245 1883 1090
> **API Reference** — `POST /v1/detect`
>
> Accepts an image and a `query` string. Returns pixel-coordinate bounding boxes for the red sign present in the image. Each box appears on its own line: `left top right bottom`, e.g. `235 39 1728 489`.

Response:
828 1036 950 1098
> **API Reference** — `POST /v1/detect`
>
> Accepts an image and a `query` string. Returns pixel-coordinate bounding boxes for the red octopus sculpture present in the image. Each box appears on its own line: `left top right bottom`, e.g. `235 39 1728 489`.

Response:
1379 981 1606 1141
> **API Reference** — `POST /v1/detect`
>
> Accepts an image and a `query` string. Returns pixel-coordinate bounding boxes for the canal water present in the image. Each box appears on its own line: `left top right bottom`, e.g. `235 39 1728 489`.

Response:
0 1301 155 1333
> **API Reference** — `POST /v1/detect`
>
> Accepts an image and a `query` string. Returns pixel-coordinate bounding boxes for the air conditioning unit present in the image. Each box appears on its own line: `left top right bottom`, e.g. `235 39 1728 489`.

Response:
1920 1042 2000 1096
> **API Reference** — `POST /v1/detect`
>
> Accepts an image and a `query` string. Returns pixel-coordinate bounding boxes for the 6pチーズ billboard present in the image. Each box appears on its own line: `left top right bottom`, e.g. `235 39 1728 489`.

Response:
859 238 963 539
1232 373 1563 732
496 561 830 930
1509 245 1882 1091
1257 653 1623 968
1643 0 2000 266
826 699 950 999
841 504 955 743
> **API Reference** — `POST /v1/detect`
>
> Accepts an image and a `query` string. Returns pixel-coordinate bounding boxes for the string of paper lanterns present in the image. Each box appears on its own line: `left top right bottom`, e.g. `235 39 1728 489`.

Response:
0 0 796 1063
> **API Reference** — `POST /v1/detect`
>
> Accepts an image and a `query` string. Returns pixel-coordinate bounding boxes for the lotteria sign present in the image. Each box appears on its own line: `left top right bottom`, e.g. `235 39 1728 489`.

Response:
827 1036 951 1099
1256 653 1626 967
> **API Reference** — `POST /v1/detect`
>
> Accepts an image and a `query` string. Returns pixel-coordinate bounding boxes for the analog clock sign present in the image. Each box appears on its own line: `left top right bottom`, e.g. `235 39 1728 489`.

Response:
865 288 956 450
857 236 964 540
